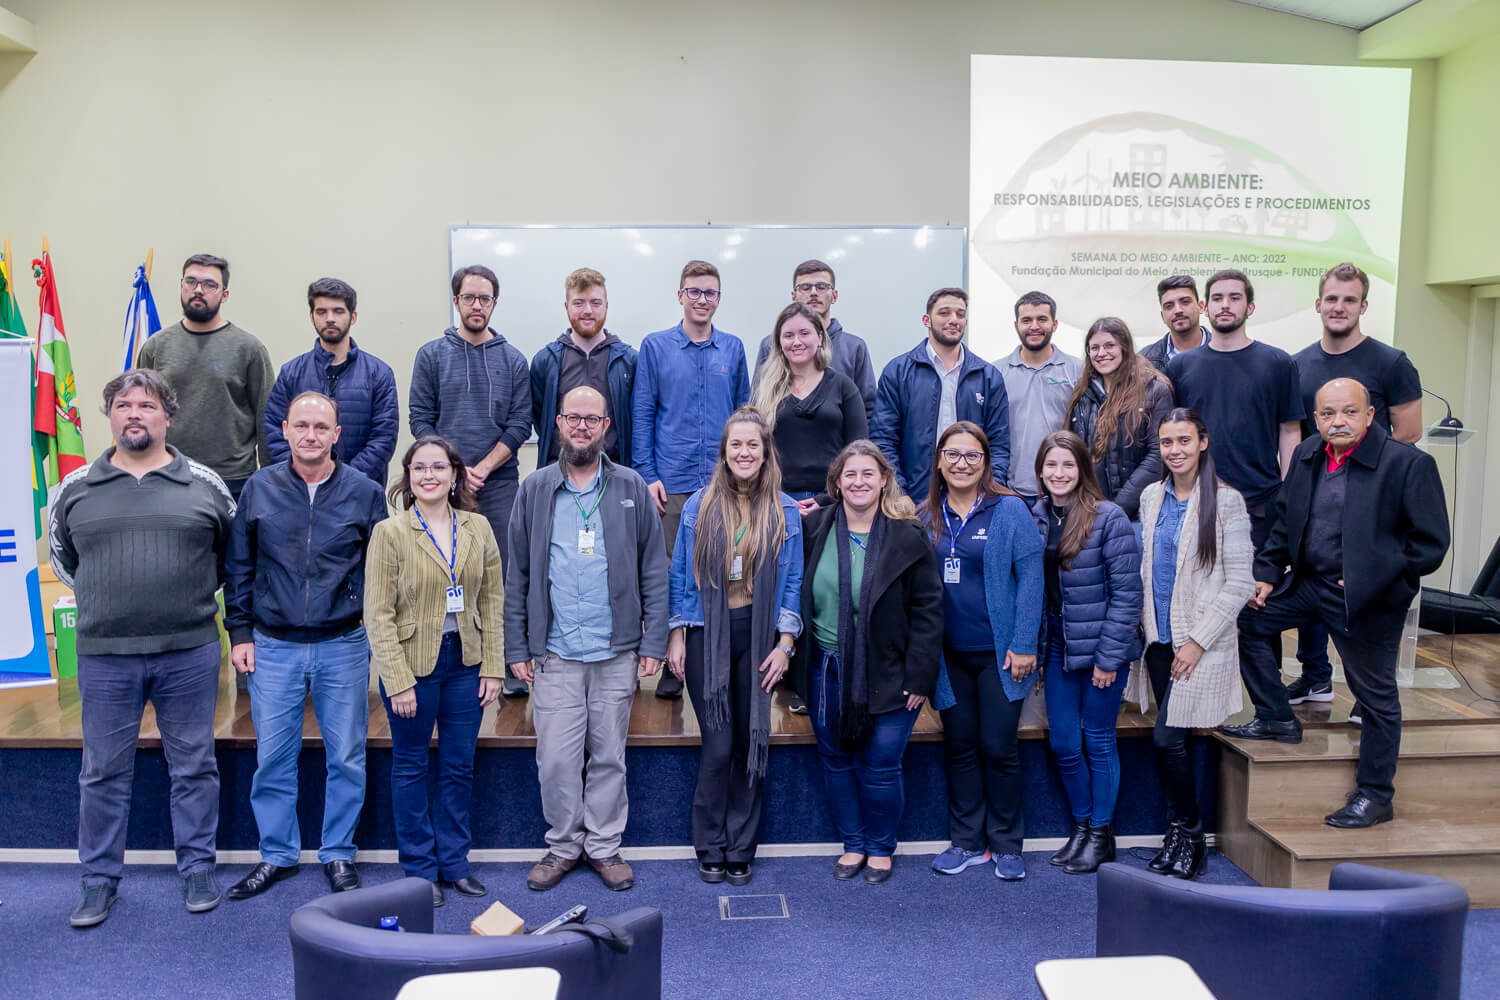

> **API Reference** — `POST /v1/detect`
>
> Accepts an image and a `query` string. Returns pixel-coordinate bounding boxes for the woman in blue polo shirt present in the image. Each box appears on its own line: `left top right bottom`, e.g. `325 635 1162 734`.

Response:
922 422 1045 882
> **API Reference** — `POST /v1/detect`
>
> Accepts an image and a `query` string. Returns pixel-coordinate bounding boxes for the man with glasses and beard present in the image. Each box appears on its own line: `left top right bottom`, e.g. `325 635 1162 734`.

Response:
262 278 399 487
505 387 669 893
50 370 237 928
137 253 274 502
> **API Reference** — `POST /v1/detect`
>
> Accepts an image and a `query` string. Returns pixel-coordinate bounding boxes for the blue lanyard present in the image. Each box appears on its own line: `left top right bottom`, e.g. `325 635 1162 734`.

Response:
414 506 458 587
848 532 867 554
941 495 982 558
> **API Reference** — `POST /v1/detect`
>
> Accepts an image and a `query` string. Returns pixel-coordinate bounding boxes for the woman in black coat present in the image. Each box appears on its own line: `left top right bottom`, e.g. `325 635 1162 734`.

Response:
793 440 943 885
1064 317 1175 520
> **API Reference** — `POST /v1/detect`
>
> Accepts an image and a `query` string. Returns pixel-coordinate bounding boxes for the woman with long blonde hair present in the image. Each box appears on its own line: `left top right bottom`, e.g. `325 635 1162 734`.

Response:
666 407 804 886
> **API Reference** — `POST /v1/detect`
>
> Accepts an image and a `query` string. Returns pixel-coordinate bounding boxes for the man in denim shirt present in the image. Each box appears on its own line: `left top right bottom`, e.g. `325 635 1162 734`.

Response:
506 388 669 891
632 260 748 696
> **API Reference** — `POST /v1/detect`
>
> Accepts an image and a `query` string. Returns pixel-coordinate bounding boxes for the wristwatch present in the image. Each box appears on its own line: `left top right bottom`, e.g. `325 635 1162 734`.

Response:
776 641 795 657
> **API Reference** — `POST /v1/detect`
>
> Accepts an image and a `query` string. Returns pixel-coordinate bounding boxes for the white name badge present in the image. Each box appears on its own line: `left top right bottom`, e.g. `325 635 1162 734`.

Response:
446 585 465 613
729 554 744 581
943 558 961 584
578 529 595 555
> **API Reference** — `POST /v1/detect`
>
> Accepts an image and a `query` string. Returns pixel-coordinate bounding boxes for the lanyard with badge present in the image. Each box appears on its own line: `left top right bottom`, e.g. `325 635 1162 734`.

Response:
573 477 607 555
728 524 749 581
415 506 464 613
941 495 981 585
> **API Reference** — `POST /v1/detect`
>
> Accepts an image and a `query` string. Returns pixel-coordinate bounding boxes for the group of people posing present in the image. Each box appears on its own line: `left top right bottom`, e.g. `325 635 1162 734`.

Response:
50 252 1448 931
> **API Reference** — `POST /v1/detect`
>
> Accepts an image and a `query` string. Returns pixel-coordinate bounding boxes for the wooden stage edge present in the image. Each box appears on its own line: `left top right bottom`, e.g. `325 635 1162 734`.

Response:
3 633 1498 751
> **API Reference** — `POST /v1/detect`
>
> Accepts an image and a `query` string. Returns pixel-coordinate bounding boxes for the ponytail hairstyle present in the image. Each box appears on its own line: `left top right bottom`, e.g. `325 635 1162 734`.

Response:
1034 430 1106 569
1158 408 1221 572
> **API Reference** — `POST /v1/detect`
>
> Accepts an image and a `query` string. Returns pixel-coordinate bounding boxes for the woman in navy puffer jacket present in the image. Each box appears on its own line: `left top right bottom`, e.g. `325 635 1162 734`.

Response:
1033 430 1142 875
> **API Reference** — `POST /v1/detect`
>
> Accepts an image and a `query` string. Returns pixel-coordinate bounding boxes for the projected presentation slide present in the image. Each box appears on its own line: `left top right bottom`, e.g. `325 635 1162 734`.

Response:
968 55 1411 359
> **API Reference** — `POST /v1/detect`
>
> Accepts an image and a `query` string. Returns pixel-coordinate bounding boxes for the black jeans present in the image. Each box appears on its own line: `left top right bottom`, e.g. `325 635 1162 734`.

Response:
1239 576 1405 802
1243 502 1296 723
684 607 763 863
939 647 1026 855
1144 643 1200 831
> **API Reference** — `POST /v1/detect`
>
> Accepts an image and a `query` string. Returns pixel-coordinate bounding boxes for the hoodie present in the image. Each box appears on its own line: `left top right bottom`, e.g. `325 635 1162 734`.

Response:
408 327 532 479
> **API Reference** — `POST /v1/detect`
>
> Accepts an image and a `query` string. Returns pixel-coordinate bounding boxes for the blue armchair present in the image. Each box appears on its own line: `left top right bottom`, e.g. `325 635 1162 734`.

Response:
1095 862 1468 1000
289 877 662 1000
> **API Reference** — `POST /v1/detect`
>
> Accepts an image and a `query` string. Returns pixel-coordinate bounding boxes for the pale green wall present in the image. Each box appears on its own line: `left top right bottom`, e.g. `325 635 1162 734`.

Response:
0 0 1449 471
1427 32 1500 286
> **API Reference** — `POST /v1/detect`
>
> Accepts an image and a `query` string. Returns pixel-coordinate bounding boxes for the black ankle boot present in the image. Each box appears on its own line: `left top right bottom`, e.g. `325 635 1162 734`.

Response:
1167 830 1206 880
1050 819 1090 867
1148 823 1182 874
1063 823 1115 874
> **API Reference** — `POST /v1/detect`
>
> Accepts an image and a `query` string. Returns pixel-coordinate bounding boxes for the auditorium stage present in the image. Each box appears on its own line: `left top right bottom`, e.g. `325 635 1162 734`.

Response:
0 635 1496 857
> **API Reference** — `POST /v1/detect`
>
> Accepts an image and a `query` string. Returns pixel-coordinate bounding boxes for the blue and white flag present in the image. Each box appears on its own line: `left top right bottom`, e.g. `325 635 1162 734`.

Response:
120 264 161 372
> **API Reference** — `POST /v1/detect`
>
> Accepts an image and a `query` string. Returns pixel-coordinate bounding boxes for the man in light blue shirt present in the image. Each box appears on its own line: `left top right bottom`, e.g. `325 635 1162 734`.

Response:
505 387 669 893
631 260 748 696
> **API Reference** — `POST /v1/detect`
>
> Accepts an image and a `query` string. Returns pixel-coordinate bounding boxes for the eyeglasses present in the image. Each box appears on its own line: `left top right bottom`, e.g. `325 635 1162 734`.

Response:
794 282 833 293
457 293 496 307
181 277 221 292
1087 343 1119 355
940 449 984 466
560 413 605 428
680 287 721 302
411 462 451 475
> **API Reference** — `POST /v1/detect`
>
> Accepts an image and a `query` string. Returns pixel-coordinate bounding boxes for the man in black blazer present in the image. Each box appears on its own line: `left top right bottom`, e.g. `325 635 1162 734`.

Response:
1224 378 1449 828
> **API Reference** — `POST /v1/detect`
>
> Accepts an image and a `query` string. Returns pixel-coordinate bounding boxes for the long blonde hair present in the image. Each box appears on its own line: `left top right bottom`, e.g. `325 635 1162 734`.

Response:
693 407 788 589
750 303 831 429
826 439 918 521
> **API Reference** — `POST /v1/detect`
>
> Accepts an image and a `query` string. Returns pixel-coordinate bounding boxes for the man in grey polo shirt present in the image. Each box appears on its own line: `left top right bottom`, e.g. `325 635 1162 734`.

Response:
50 369 236 928
506 387 669 894
999 291 1081 503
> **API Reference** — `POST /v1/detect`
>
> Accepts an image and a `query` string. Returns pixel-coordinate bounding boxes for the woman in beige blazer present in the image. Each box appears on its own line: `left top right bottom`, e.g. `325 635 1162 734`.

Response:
366 435 504 908
1128 409 1254 881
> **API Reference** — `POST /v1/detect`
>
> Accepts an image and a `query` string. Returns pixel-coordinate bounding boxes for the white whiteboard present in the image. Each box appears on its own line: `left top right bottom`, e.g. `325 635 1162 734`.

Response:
448 225 967 374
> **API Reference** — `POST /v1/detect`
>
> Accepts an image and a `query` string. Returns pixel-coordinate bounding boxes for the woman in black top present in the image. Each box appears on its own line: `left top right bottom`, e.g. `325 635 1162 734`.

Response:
751 303 867 515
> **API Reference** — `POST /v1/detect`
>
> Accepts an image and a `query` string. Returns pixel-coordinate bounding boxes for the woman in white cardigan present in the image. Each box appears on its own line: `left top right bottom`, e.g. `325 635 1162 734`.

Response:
1128 408 1254 880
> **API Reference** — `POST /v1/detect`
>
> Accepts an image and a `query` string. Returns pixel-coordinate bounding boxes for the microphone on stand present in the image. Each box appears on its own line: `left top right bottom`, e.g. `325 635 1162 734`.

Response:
1424 388 1464 439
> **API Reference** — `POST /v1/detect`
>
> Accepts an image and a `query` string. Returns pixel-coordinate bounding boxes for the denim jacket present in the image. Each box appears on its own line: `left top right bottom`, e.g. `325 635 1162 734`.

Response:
668 490 804 637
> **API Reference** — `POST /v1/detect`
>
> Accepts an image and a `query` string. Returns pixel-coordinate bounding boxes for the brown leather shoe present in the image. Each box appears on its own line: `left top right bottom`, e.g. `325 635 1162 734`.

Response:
587 854 635 891
526 852 580 891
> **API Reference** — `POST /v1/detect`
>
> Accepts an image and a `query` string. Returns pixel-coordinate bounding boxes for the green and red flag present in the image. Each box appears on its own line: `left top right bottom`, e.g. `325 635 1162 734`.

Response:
0 250 47 538
30 250 85 505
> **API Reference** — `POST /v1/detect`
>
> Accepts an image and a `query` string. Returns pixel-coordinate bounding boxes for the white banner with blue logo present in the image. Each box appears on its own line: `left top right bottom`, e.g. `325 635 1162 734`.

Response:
0 340 54 688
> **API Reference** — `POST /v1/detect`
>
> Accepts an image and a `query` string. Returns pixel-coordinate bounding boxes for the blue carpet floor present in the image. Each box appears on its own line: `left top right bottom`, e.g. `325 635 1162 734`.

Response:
4 852 1498 999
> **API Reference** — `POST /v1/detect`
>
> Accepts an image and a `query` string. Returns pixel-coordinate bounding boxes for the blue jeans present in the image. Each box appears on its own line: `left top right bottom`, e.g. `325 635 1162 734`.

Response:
806 649 919 857
77 641 222 886
247 627 371 866
380 633 483 881
1043 611 1128 824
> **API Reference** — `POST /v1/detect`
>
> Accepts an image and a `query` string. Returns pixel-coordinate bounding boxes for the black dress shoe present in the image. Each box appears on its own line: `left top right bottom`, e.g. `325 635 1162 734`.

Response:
655 670 684 699
226 862 298 900
324 860 360 893
1148 823 1183 874
1167 831 1207 880
832 856 866 880
1325 792 1394 828
447 875 487 896
862 861 894 884
1050 820 1090 867
430 881 445 907
726 862 752 886
698 862 726 884
1221 716 1302 743
1063 823 1116 874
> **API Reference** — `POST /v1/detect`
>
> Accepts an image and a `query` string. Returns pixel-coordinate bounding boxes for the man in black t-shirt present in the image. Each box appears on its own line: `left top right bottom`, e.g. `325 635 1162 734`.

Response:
1166 269 1304 740
1283 263 1423 709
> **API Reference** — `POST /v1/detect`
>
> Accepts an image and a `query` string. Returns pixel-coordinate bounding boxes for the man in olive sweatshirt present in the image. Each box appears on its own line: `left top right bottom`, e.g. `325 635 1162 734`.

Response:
136 253 274 501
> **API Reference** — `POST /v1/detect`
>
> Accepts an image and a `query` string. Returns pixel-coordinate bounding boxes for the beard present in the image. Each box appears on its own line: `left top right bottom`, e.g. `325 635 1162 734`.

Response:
561 437 603 467
183 297 220 324
118 426 154 452
318 324 350 345
1209 313 1245 334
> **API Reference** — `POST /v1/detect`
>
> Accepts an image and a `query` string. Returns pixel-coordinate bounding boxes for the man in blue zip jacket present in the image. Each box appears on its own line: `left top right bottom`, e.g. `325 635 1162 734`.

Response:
531 268 637 467
871 287 1010 500
223 392 389 900
264 278 400 486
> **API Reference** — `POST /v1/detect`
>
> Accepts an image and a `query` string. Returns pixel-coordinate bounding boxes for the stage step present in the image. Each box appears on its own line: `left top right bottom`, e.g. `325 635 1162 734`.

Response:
1216 720 1500 908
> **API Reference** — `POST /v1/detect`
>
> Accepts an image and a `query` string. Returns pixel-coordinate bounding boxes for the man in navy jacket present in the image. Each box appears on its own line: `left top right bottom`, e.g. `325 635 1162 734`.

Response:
264 278 399 486
1226 379 1449 829
224 392 389 899
871 287 1010 500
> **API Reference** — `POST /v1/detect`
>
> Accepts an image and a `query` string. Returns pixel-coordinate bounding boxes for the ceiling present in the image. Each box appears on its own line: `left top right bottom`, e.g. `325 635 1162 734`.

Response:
1230 1 1420 29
